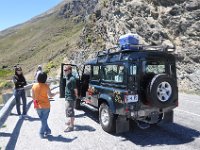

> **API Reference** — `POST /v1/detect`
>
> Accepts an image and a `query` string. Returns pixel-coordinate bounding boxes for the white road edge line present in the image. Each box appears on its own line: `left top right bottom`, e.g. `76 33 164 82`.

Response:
175 109 200 117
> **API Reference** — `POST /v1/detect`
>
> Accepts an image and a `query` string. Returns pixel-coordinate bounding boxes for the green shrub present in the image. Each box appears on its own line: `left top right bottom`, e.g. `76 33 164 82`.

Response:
0 69 13 79
1 124 6 128
0 80 13 89
87 37 92 43
44 61 56 74
102 0 108 7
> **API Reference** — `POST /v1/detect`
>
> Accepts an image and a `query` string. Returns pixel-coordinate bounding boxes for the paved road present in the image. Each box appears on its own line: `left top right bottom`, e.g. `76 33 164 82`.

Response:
0 91 200 150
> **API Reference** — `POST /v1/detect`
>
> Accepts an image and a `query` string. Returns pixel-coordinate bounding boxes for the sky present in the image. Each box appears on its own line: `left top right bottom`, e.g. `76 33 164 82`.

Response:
0 0 63 31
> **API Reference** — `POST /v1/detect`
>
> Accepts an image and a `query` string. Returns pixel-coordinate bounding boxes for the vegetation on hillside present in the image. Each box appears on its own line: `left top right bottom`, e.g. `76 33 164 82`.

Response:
0 13 84 76
0 69 14 104
0 69 13 79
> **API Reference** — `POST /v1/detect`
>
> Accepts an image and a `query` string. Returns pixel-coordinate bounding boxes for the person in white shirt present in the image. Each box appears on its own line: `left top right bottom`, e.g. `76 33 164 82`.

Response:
34 65 42 82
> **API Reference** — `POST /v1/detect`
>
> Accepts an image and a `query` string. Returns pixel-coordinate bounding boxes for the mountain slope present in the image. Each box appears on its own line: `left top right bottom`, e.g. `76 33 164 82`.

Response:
0 0 98 74
0 0 199 92
0 15 83 69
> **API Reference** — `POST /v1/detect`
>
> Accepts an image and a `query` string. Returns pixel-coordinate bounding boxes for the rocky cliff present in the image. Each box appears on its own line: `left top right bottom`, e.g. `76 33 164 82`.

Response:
76 0 200 92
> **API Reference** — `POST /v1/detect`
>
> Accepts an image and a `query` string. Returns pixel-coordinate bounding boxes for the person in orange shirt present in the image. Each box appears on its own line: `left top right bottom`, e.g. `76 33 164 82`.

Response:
32 72 57 138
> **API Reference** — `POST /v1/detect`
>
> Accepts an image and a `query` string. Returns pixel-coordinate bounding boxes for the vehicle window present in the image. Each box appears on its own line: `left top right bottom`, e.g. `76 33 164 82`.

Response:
83 65 91 75
128 64 137 88
102 65 124 83
63 65 79 78
145 61 165 74
91 66 100 80
129 65 137 75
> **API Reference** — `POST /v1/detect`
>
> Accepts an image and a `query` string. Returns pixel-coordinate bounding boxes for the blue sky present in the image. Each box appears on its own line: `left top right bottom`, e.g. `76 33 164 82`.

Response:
0 0 63 31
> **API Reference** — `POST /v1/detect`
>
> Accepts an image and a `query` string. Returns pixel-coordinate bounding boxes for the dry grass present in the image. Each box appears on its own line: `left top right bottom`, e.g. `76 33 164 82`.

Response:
0 13 84 76
0 13 85 101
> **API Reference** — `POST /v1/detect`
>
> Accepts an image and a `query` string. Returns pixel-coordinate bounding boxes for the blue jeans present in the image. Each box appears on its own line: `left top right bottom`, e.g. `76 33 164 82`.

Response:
36 108 51 135
14 89 27 115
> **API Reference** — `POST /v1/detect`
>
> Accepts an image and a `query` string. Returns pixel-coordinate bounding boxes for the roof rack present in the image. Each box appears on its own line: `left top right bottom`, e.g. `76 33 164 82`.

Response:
96 44 175 57
96 46 120 57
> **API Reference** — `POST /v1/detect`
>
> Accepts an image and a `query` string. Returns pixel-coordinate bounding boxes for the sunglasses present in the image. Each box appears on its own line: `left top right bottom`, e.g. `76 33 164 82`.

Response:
64 69 70 72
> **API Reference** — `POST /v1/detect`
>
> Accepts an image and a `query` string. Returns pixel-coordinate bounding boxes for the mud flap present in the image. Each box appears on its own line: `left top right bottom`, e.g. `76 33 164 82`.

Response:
116 116 129 133
162 110 174 123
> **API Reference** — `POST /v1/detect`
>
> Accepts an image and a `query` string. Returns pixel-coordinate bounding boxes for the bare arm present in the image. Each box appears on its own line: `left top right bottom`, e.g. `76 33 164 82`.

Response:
47 87 58 98
32 89 35 100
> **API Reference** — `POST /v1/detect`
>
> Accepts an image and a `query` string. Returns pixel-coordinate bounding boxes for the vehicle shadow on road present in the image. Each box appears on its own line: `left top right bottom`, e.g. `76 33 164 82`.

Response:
118 123 200 146
76 107 99 123
47 135 77 142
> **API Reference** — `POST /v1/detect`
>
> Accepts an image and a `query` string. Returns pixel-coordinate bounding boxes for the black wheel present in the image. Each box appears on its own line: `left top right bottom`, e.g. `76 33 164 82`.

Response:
99 103 116 133
147 74 178 108
75 98 81 110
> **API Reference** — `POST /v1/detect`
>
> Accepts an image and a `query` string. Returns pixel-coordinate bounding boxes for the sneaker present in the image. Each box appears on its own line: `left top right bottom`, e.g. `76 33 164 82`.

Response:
64 126 74 132
40 134 47 139
45 130 51 135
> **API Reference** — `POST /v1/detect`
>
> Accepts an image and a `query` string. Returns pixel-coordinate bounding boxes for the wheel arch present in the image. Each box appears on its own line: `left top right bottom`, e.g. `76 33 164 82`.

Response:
99 94 116 114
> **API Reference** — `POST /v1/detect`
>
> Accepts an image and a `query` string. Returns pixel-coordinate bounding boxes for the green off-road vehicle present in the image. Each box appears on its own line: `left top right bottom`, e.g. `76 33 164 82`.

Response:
60 45 178 133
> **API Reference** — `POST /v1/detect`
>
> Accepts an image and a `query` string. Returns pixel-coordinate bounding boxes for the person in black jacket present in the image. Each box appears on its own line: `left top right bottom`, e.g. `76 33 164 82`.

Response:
13 66 27 119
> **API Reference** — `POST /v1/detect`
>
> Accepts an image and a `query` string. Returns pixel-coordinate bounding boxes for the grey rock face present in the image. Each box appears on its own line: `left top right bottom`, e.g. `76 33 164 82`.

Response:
185 0 200 11
59 0 98 21
72 0 200 92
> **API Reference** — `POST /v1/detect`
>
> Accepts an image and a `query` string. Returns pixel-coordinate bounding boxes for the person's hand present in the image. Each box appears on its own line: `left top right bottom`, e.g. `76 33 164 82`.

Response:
53 91 59 96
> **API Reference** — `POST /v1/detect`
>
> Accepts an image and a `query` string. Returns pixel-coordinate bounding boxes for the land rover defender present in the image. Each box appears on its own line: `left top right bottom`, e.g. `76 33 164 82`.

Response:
60 45 178 133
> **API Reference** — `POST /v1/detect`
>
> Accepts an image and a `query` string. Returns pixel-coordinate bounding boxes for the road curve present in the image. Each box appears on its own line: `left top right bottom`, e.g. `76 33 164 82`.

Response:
0 92 199 150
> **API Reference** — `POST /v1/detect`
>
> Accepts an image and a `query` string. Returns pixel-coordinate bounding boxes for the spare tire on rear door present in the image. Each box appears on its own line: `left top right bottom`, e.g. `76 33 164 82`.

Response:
146 74 178 108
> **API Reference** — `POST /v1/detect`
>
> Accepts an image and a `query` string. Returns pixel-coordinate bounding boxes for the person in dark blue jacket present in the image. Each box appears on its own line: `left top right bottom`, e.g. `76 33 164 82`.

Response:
12 66 27 119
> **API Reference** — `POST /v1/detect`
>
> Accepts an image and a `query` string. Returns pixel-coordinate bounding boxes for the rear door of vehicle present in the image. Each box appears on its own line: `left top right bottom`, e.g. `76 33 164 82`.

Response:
86 65 101 107
59 63 80 98
100 63 128 114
